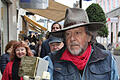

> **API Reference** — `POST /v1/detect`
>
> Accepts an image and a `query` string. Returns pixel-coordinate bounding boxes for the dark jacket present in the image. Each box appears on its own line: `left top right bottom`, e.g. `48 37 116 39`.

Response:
95 42 106 50
40 39 50 58
45 45 119 80
0 53 10 74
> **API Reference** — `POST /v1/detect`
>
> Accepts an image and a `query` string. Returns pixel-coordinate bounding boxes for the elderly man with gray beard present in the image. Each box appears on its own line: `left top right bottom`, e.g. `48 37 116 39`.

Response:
44 8 119 80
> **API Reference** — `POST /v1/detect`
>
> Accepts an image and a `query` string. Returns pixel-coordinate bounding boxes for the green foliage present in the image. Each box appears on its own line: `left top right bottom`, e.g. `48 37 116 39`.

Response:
97 25 109 37
86 3 108 37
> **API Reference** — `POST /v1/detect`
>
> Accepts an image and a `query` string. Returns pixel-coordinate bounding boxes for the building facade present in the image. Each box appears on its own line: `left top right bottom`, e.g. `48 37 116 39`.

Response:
0 0 18 54
96 0 120 47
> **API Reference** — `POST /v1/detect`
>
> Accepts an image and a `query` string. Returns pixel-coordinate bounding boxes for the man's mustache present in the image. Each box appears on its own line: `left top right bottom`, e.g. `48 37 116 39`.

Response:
70 42 80 46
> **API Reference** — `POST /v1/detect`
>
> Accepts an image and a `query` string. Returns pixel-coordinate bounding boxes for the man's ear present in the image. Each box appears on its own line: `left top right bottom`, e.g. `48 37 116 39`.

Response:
87 35 92 43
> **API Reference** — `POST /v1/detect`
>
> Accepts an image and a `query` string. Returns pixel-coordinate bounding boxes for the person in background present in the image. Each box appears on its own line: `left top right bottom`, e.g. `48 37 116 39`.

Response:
45 8 119 80
24 36 36 56
49 36 64 53
35 38 43 57
40 22 62 58
51 22 62 32
0 40 17 74
24 37 30 46
2 41 33 80
28 32 37 44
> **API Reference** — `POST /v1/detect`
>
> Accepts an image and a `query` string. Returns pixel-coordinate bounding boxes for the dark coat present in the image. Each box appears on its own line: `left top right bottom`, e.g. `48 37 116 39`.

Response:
95 42 106 50
40 39 50 58
0 53 10 74
47 45 119 80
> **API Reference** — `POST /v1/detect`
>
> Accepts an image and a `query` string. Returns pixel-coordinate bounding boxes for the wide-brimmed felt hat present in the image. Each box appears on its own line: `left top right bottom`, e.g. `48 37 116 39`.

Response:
50 8 104 37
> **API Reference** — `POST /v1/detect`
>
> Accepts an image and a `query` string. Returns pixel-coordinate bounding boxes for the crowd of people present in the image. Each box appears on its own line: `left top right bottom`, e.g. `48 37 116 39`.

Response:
0 8 119 80
0 22 65 80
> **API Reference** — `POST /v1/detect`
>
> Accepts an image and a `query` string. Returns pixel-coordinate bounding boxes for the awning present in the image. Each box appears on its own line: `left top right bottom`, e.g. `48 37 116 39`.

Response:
28 24 41 32
25 0 69 22
24 15 47 31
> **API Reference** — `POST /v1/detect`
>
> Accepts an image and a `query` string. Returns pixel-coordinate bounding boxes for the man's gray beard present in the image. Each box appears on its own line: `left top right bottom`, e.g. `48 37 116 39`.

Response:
68 47 84 56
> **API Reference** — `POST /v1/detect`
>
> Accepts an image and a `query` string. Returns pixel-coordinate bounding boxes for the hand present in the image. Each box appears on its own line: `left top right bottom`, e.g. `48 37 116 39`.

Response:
23 76 29 80
42 71 50 80
35 76 41 80
23 76 41 80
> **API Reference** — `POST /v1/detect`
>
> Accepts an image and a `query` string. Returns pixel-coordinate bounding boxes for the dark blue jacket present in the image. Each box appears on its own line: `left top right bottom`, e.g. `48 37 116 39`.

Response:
40 39 50 58
44 45 119 80
0 53 10 74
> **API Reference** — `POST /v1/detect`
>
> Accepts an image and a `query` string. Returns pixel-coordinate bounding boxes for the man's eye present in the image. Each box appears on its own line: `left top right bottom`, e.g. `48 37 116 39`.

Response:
56 27 59 29
76 32 81 34
21 49 24 51
65 33 70 36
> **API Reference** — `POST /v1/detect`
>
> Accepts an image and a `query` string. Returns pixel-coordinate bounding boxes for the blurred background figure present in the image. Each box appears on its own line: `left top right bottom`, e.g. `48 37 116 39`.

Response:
2 41 33 80
40 22 62 58
24 36 30 46
0 40 17 74
51 22 62 32
23 36 36 56
35 38 43 57
49 36 64 53
28 31 37 44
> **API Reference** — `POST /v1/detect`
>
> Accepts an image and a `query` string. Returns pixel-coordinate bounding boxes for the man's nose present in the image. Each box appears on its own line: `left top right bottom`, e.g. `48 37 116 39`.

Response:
70 34 76 41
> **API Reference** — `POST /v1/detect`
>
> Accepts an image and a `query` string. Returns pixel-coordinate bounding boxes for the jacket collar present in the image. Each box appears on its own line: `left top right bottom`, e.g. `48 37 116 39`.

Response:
88 44 108 64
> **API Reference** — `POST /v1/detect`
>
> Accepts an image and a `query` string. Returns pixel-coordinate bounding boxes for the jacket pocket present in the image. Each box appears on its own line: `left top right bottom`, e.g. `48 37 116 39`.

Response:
53 62 78 80
89 63 111 80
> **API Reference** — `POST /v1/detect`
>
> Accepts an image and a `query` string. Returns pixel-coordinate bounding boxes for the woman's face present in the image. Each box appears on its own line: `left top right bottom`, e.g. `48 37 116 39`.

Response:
15 47 27 58
7 46 13 54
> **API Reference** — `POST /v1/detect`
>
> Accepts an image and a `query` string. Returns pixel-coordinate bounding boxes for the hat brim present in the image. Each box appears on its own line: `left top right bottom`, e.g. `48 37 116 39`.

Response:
50 22 104 38
49 40 62 44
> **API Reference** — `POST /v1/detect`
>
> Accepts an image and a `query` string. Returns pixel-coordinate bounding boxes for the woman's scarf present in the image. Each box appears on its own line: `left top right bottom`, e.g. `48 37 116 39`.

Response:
12 58 21 80
61 45 91 70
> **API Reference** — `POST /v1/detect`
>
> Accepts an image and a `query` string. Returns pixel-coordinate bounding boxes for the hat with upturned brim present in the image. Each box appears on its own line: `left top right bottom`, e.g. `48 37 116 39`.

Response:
50 8 104 37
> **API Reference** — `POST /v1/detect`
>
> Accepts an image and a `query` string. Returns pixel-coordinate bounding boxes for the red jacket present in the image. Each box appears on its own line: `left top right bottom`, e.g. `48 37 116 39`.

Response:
2 61 23 80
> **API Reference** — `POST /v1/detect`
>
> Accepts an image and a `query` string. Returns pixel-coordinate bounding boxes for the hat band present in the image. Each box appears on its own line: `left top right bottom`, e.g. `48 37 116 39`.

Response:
64 21 87 28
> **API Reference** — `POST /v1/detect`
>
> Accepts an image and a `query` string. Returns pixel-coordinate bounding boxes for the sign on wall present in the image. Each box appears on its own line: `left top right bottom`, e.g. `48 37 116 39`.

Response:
107 17 118 22
19 0 48 9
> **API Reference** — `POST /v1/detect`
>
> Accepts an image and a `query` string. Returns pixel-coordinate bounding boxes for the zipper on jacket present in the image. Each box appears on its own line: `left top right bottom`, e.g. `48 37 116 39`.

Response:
81 49 94 80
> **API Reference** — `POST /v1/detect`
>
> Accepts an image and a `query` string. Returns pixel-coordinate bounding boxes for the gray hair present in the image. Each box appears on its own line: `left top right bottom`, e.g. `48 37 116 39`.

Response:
85 27 95 44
